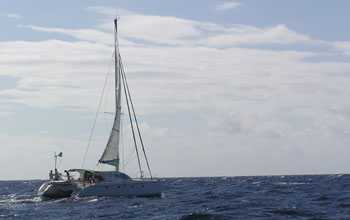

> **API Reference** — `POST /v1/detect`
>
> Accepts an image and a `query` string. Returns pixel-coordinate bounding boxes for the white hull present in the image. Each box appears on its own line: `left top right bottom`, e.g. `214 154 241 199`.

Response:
37 180 76 198
73 179 161 197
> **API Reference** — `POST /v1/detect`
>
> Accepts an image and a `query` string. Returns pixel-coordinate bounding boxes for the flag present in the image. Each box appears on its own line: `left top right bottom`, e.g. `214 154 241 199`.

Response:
58 152 63 157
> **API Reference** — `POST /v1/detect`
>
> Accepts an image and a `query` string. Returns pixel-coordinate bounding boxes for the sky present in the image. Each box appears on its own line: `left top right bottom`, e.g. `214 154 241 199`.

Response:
1 0 350 180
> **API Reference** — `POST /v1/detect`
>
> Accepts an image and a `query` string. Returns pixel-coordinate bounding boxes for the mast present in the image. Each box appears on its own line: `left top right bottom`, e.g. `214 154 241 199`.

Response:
98 19 150 178
54 152 57 171
113 18 120 171
98 18 122 170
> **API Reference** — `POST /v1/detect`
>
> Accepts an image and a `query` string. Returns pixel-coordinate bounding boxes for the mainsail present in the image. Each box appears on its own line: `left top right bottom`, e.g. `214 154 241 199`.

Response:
99 19 122 170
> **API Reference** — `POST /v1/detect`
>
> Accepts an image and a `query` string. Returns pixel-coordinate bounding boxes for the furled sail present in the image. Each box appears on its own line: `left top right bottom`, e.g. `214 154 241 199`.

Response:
99 19 122 170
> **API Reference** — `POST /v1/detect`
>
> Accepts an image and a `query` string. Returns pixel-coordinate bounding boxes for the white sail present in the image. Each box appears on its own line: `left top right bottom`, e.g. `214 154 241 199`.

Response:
99 19 122 169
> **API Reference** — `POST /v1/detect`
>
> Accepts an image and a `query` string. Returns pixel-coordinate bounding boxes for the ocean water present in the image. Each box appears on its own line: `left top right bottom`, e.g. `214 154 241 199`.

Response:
1 175 350 219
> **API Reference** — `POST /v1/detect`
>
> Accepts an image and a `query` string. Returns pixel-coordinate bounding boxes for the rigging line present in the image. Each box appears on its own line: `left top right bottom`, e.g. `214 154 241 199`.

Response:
124 146 137 165
120 56 153 178
123 154 137 169
103 62 113 135
82 52 115 168
121 112 125 172
120 57 143 177
123 138 137 166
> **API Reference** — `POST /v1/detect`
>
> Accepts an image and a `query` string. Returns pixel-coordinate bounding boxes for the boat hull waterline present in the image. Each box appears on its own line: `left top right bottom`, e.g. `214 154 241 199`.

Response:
38 179 161 198
73 179 161 197
37 180 76 198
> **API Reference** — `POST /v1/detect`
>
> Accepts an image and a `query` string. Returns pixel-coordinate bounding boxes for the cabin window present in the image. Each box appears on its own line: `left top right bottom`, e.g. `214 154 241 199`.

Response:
131 185 134 188
105 186 108 189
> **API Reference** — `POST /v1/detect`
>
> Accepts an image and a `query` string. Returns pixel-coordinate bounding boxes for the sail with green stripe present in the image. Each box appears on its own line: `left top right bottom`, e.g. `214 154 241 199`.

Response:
99 19 121 170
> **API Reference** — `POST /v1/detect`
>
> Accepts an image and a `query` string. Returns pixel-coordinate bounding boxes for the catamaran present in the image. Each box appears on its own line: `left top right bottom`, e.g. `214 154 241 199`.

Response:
38 18 161 198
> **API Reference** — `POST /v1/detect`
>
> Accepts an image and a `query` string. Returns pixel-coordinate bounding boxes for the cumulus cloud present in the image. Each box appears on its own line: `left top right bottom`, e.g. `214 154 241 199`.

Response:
4 10 350 126
18 25 113 45
0 39 117 111
215 2 241 11
2 8 350 177
85 6 314 47
196 24 314 47
18 19 315 49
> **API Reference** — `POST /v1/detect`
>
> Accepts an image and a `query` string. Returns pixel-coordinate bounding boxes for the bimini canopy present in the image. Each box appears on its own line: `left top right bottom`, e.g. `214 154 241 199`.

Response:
68 168 96 174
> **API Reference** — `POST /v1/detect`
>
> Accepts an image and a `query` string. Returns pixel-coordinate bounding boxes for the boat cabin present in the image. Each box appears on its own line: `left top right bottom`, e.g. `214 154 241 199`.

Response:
68 169 132 183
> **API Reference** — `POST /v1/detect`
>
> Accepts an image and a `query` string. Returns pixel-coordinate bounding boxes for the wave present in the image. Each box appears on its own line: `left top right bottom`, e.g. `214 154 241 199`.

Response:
178 213 229 220
267 208 313 217
0 196 42 204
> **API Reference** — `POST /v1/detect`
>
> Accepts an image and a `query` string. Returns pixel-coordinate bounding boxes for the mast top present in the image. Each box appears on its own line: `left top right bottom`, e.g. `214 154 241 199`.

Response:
114 8 120 22
114 16 120 34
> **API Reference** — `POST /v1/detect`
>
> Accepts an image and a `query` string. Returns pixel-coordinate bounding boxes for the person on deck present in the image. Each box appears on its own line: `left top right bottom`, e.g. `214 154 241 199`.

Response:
49 170 54 180
54 169 61 180
64 170 70 181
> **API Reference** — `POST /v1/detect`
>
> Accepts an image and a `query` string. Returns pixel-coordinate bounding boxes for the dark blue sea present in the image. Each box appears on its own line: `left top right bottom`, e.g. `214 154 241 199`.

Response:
1 175 350 219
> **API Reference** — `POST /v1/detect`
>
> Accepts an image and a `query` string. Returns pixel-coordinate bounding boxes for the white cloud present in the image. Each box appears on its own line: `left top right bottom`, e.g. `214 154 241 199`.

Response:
6 13 22 19
18 25 113 45
138 123 170 138
18 18 315 49
215 2 241 11
333 41 350 56
196 24 314 47
86 6 125 17
114 14 313 47
0 111 13 117
4 13 350 122
2 9 350 178
85 7 313 47
0 39 113 110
